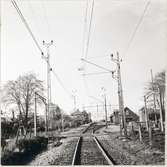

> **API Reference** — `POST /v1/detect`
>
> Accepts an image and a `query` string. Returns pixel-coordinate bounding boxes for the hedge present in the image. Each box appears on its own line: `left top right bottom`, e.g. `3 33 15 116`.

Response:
1 136 48 165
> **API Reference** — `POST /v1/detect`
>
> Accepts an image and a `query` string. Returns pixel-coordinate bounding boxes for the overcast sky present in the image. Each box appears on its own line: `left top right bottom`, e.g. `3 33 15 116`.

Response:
1 0 167 120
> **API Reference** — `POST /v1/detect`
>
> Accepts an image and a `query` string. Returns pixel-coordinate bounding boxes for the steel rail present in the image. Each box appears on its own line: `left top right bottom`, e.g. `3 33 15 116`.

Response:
82 122 94 134
72 137 81 165
72 136 114 165
93 136 114 165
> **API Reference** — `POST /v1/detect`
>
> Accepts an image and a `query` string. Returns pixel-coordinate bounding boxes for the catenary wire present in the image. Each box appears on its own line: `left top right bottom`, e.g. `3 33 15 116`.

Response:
81 58 112 72
51 69 73 99
27 1 42 39
124 0 151 57
11 0 43 54
82 0 88 59
11 0 73 100
84 0 94 61
41 0 52 39
81 0 92 99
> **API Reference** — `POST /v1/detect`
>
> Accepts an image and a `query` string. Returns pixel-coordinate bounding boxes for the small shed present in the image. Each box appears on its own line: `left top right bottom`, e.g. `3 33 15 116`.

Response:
124 107 139 122
110 107 139 124
110 109 121 124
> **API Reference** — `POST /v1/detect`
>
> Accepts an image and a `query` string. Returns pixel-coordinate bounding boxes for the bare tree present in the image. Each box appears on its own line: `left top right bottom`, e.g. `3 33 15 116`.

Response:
145 70 165 120
50 105 62 130
155 71 165 121
2 73 44 128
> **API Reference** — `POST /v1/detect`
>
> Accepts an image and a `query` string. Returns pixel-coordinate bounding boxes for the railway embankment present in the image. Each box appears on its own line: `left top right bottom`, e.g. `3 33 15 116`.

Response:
96 124 165 165
9 123 164 165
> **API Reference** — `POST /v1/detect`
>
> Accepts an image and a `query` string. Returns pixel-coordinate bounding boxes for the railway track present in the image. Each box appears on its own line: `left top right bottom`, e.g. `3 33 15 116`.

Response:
72 123 115 165
29 123 115 165
82 122 106 134
72 136 114 165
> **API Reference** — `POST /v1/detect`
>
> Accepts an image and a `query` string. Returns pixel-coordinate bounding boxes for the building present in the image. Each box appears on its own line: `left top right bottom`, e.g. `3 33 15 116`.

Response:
139 107 160 122
124 107 139 122
71 109 91 125
110 107 139 124
88 112 92 122
110 109 120 124
49 103 61 130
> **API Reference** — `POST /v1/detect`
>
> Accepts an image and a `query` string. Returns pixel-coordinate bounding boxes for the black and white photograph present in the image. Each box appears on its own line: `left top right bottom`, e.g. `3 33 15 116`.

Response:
1 0 166 165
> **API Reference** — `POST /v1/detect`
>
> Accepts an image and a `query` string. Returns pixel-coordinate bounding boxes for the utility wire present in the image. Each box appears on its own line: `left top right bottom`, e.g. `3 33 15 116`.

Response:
82 71 111 76
81 0 92 99
81 2 108 98
41 0 52 39
11 0 43 54
82 0 88 59
11 0 72 101
51 69 73 99
89 96 103 103
125 0 151 56
84 0 94 61
81 58 112 73
81 57 112 99
84 104 118 108
82 76 91 96
27 1 42 39
88 55 109 59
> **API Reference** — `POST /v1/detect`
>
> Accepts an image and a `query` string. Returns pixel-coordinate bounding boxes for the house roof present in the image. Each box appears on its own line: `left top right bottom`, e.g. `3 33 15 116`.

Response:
139 107 160 114
110 107 139 119
71 110 82 116
124 107 139 121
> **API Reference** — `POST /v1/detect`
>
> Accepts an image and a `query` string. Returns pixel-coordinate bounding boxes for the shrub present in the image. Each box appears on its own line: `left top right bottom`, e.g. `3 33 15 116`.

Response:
1 136 48 165
63 122 70 129
1 137 7 151
16 136 48 153
37 126 45 132
1 122 18 139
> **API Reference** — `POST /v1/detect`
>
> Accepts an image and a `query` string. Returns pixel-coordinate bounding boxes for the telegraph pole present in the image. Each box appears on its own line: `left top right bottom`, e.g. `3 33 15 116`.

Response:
101 87 108 128
34 92 37 137
12 110 15 121
74 95 76 111
61 111 64 132
82 105 85 111
72 90 77 111
35 92 47 135
144 95 149 131
110 52 127 137
150 69 158 125
157 86 164 132
42 40 53 130
104 95 108 128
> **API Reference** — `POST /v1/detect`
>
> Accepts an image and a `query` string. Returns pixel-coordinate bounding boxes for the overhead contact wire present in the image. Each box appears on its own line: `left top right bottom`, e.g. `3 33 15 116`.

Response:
11 0 43 54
